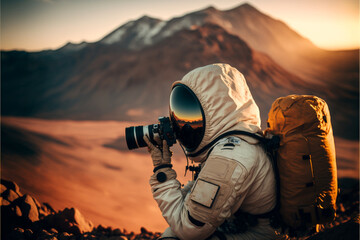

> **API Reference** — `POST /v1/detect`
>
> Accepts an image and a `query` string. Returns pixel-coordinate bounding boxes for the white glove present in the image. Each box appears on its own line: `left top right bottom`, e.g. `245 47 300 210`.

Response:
143 136 172 168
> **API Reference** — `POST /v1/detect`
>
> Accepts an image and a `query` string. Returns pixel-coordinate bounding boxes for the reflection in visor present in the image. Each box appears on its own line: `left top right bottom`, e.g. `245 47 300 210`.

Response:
169 84 205 151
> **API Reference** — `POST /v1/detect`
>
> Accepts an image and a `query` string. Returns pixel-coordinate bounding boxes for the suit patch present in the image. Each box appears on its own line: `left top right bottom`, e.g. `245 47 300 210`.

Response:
190 179 220 208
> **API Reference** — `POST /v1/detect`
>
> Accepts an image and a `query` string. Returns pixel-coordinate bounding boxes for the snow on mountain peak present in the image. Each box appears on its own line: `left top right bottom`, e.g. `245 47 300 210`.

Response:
102 21 135 45
143 21 166 45
96 1 314 58
100 16 166 47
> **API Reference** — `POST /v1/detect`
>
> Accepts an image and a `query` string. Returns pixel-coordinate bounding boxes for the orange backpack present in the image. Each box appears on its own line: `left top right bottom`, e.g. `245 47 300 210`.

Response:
266 95 338 230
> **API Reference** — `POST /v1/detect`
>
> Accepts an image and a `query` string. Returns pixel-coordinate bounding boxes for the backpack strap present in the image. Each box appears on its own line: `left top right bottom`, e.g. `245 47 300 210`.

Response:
187 130 280 158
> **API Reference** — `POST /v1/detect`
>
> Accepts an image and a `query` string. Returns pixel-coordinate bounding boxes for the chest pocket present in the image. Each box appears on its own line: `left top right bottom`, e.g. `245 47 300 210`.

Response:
187 152 247 227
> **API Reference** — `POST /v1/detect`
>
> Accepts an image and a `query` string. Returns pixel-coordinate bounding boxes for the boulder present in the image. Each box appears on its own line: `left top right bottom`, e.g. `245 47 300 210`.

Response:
1 179 21 196
15 205 23 217
32 195 42 208
113 228 122 235
1 183 7 194
42 207 93 235
1 184 40 237
1 196 11 206
14 194 40 223
39 202 56 218
2 188 20 202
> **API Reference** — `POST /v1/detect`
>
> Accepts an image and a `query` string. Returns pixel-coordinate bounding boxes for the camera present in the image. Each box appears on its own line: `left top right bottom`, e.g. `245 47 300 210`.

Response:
125 117 177 150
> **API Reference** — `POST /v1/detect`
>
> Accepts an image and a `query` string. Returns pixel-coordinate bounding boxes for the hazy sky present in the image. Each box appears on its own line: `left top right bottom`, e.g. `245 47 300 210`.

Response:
1 0 359 51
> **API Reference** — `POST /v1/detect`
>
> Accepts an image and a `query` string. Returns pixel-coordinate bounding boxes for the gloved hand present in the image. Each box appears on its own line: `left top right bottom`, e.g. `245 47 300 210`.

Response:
143 136 172 168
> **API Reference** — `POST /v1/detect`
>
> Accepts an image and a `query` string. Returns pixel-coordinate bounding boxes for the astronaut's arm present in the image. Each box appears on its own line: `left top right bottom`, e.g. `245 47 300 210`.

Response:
150 155 248 240
150 168 216 240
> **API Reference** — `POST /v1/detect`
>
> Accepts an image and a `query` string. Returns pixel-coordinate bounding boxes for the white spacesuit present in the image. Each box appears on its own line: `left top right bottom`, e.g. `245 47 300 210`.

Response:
144 63 277 240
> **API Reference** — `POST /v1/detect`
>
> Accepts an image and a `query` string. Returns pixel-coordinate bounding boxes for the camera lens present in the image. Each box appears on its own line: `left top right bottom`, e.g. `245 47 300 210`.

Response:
125 117 176 150
125 125 154 150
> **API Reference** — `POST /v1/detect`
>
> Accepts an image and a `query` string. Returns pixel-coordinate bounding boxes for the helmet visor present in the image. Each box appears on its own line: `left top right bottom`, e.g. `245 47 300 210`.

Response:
169 84 205 151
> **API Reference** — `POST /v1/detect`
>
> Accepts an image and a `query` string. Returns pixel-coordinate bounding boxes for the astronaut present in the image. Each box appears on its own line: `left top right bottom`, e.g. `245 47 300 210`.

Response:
144 63 277 240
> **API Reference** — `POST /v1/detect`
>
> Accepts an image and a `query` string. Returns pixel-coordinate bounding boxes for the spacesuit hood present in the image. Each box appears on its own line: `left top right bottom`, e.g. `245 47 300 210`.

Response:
173 63 261 162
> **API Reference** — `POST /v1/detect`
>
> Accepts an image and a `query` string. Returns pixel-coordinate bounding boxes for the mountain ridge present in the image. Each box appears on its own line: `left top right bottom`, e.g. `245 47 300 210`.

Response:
1 4 358 140
56 3 358 87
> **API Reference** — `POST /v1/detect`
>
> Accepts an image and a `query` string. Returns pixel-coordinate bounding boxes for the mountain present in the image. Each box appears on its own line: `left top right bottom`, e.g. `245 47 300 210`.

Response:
1 4 358 139
97 4 358 86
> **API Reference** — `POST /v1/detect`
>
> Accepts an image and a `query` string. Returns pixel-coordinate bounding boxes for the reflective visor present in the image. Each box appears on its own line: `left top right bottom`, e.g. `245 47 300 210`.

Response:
169 84 205 151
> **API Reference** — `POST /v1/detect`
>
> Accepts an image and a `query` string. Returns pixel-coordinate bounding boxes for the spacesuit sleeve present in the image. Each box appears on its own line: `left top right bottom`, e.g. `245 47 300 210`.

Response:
149 154 250 240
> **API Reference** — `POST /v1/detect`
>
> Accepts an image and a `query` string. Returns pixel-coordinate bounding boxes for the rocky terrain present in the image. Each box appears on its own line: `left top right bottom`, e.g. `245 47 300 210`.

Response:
1 179 161 240
1 178 358 240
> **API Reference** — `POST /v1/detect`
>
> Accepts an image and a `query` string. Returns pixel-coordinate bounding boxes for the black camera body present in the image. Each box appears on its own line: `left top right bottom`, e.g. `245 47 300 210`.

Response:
125 117 177 150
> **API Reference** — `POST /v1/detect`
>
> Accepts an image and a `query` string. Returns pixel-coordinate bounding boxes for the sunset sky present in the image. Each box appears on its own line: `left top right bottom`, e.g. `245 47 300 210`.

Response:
1 0 359 51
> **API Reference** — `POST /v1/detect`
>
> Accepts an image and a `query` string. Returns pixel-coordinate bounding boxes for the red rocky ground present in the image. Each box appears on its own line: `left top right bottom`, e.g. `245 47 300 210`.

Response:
1 178 358 240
